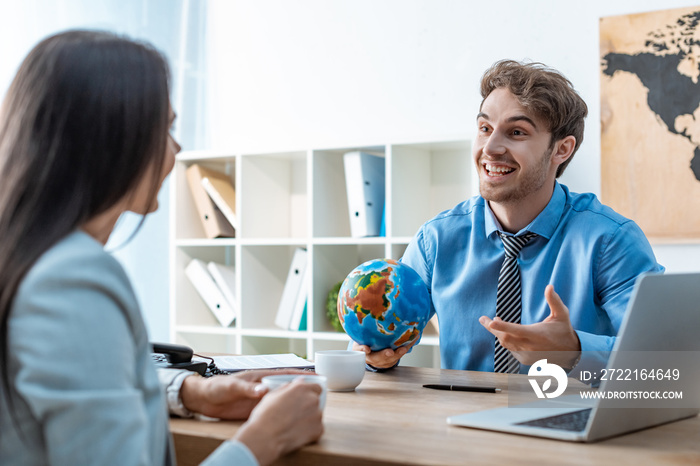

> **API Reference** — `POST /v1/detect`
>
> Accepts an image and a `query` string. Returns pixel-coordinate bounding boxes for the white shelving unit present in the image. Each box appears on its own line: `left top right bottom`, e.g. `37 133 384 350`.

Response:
169 139 472 368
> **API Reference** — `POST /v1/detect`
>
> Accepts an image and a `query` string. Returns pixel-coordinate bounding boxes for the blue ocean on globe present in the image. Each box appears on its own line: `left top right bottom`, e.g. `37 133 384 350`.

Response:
337 258 431 351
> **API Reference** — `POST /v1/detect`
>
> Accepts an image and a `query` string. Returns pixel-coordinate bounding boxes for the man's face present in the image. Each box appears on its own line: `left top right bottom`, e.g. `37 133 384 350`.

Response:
473 88 558 206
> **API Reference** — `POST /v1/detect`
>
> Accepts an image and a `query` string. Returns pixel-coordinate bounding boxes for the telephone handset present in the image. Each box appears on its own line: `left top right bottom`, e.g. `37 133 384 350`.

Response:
151 342 208 376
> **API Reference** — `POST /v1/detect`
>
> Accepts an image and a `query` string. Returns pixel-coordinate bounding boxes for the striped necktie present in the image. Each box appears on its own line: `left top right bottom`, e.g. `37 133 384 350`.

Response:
494 232 537 373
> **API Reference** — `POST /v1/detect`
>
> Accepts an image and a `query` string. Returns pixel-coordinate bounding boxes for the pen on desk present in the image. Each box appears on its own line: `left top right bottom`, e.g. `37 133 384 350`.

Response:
422 384 501 393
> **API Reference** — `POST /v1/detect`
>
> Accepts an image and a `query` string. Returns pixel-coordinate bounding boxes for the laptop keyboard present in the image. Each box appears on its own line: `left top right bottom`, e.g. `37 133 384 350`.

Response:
516 408 592 432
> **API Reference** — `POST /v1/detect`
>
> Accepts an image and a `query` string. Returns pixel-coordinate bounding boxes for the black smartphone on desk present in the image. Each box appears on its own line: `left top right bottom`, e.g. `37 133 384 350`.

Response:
151 342 208 376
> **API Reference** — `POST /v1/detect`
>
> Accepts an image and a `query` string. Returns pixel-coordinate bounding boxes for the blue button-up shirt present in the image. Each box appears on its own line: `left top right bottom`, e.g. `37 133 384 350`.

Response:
401 182 663 376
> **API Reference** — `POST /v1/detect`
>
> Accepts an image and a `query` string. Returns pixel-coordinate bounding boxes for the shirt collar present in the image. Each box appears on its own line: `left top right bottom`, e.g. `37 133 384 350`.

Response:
484 182 566 240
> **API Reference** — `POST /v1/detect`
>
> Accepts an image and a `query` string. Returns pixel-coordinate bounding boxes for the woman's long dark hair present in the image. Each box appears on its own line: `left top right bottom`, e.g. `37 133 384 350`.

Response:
0 30 171 426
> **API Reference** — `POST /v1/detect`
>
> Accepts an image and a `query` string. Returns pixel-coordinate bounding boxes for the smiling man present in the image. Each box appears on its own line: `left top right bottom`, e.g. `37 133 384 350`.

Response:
354 60 663 377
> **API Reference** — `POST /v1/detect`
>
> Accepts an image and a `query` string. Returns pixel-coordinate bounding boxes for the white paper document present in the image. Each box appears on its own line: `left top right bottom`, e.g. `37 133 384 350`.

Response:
212 353 314 371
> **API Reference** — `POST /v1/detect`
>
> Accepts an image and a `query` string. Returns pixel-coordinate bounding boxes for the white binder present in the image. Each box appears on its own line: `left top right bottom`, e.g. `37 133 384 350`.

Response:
206 261 238 321
274 248 308 329
185 259 236 327
343 151 385 237
288 281 308 331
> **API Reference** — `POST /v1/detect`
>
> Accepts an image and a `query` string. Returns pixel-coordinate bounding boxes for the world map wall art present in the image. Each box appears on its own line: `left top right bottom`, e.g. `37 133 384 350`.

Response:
601 6 700 241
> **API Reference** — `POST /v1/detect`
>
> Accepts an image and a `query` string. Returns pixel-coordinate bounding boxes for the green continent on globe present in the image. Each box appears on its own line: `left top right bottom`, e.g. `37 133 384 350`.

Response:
342 267 395 325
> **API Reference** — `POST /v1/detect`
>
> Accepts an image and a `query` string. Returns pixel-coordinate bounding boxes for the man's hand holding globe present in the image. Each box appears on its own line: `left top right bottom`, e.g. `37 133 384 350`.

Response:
352 339 417 370
337 258 431 369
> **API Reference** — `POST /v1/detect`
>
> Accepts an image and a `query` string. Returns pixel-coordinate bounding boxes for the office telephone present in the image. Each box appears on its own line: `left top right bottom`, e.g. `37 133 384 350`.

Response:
151 342 208 376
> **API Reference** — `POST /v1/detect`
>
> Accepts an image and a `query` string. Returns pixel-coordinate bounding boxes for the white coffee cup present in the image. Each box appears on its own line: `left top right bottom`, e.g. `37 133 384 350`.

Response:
260 374 327 409
314 350 366 391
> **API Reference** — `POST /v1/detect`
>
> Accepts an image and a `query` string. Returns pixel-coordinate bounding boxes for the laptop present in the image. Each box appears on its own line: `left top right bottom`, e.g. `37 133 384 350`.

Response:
447 272 700 442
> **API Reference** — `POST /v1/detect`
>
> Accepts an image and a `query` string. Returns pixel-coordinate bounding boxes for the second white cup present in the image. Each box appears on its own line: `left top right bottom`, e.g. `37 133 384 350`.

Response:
314 350 366 391
260 374 327 409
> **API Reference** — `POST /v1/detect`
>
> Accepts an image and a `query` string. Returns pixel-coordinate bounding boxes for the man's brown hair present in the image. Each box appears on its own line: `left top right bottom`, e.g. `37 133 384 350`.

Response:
479 59 588 177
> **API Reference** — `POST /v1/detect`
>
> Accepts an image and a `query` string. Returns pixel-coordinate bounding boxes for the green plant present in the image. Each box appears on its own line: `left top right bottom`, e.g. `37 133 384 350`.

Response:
326 280 344 332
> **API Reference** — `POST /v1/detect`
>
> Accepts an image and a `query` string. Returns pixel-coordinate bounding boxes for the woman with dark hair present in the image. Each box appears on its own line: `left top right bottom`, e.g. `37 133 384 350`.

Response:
0 30 322 465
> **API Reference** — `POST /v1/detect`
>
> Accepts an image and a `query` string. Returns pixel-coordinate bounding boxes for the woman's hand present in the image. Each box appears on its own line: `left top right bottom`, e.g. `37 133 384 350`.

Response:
234 379 324 466
180 368 314 420
180 373 263 419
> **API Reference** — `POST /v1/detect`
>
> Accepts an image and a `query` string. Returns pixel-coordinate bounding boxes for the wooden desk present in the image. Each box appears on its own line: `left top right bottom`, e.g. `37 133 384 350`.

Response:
171 367 700 465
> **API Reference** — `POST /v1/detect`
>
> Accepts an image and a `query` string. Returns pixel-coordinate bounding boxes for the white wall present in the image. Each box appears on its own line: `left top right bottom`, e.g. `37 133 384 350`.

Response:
203 0 700 277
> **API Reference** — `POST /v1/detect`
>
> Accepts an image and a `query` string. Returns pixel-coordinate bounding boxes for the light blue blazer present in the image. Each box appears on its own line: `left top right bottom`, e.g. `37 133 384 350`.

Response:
0 231 254 465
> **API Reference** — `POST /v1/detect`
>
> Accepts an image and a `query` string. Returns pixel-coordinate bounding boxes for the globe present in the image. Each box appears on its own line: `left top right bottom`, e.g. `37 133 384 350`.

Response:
337 258 431 351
